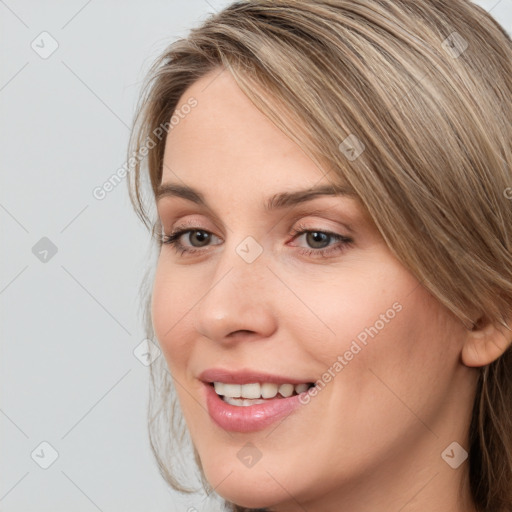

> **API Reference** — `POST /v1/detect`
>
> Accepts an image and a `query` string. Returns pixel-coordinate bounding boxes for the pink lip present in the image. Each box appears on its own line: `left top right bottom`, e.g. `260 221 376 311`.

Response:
203 382 306 432
199 368 315 432
198 368 313 385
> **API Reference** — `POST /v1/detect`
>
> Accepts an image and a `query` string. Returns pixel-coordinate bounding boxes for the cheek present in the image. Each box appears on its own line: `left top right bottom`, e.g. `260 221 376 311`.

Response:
298 260 453 424
290 260 418 362
325 276 462 442
151 259 194 373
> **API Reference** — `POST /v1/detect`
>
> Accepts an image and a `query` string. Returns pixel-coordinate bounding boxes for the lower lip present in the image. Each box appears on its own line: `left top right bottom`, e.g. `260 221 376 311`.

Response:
204 382 306 432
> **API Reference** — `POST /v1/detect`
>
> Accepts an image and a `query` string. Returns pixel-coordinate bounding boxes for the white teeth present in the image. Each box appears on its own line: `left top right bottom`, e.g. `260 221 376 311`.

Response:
294 383 309 394
240 383 261 399
223 383 241 398
261 382 278 398
214 382 224 395
224 396 267 406
213 381 312 399
278 383 294 398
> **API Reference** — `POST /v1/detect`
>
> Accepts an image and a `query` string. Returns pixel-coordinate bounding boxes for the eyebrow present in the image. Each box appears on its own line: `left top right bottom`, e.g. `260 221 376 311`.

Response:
155 182 357 211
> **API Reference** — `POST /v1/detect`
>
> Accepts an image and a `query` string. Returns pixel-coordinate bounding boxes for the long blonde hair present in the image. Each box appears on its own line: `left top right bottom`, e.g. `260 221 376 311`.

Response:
127 1 512 510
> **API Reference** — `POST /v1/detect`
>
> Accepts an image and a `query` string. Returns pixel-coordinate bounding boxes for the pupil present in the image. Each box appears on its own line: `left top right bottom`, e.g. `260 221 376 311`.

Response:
191 230 210 247
307 232 329 248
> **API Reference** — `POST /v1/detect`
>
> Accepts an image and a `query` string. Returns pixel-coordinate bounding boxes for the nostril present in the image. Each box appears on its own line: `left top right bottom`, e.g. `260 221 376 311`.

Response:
228 330 256 337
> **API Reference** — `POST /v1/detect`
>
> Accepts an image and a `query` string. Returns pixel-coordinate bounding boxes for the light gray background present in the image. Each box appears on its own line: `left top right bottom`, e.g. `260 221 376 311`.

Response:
1 1 511 511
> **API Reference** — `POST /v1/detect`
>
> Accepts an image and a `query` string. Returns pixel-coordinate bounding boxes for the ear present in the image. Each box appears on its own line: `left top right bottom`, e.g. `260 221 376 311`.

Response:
461 314 512 367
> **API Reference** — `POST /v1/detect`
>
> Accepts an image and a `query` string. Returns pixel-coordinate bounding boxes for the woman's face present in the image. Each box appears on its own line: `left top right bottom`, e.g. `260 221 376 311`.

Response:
152 68 478 511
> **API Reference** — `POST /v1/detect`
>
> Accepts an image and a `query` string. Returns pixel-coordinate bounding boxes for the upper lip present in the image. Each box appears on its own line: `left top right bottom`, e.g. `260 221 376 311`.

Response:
199 368 314 385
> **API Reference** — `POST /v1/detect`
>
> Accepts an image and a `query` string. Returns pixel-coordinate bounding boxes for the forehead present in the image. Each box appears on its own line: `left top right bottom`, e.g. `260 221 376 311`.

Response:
162 69 337 191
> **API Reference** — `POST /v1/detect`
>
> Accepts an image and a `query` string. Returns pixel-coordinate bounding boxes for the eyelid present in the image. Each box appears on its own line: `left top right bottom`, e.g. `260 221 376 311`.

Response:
285 207 356 234
161 217 221 237
158 202 356 233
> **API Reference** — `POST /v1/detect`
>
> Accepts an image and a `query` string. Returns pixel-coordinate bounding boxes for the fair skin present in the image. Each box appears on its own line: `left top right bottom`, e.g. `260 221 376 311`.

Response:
152 68 511 512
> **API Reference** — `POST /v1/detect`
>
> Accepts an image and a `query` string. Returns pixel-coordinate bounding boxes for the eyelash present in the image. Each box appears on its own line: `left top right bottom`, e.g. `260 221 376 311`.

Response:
159 222 353 259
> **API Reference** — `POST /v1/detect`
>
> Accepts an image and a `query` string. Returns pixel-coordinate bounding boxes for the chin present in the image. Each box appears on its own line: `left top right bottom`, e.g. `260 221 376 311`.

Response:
216 488 281 511
202 461 290 510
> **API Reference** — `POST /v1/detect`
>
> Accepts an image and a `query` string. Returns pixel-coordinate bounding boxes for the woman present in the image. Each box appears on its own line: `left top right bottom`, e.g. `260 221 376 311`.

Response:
127 1 512 510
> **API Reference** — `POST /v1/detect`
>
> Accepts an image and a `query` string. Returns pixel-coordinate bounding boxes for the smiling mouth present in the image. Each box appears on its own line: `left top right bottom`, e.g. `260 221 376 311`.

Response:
210 381 316 406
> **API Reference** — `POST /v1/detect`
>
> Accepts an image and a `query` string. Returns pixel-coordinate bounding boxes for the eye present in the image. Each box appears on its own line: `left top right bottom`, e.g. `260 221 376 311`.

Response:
176 229 211 247
299 231 332 249
159 223 354 259
160 227 222 255
289 224 353 258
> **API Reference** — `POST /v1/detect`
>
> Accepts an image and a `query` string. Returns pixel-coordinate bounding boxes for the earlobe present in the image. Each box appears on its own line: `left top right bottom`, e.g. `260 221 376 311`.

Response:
461 315 512 367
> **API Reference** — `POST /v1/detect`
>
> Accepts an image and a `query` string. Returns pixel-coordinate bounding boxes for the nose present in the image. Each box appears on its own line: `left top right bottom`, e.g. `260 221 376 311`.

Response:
193 242 278 344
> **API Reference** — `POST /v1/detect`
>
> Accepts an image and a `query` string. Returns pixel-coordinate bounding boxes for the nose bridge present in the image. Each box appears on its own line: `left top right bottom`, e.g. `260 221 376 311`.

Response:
194 235 276 342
